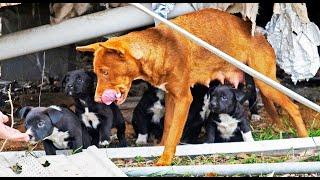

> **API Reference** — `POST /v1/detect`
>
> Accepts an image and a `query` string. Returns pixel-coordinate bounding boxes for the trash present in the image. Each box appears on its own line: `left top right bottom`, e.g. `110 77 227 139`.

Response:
265 3 320 84
152 3 176 25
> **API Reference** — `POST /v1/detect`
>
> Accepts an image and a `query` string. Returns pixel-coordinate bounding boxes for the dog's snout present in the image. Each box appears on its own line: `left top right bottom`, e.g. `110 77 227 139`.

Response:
209 100 217 110
94 96 102 103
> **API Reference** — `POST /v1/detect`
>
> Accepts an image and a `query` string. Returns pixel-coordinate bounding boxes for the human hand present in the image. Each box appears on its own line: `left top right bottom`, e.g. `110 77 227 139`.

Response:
0 112 29 142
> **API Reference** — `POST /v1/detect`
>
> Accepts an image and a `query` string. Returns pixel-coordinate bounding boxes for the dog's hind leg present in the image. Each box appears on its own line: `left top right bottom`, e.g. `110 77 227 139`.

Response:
247 42 308 137
260 93 282 127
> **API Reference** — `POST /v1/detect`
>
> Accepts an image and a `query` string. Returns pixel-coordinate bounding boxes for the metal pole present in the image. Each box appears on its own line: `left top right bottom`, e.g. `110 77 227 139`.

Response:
0 3 195 61
122 162 320 176
129 3 320 113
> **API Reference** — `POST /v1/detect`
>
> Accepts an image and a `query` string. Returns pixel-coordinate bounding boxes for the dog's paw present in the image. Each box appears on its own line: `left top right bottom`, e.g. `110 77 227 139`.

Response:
99 140 110 148
135 133 148 145
251 114 261 121
155 155 173 166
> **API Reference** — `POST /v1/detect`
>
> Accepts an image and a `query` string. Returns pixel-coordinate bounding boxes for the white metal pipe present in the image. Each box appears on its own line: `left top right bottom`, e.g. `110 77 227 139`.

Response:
122 162 320 176
0 3 195 61
130 3 320 113
105 137 318 159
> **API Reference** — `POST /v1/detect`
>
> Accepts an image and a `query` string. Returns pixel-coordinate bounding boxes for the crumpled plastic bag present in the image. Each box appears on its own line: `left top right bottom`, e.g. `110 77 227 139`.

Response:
265 3 320 84
152 3 176 25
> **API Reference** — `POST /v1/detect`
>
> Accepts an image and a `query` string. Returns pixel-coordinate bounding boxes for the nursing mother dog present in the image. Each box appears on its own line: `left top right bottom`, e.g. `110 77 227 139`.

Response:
76 8 308 166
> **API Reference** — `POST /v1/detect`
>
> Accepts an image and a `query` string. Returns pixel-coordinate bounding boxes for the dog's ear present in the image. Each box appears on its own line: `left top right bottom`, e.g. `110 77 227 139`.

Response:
233 89 246 104
19 106 33 119
86 71 97 82
99 39 143 60
61 74 69 90
45 108 63 125
76 42 102 52
208 85 217 94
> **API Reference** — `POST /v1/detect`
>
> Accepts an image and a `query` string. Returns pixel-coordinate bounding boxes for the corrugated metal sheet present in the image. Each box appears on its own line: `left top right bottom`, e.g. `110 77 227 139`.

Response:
0 146 127 177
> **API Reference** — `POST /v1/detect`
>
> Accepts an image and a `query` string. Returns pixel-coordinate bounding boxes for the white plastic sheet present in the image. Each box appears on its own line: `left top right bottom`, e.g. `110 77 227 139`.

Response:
265 3 320 84
151 3 176 25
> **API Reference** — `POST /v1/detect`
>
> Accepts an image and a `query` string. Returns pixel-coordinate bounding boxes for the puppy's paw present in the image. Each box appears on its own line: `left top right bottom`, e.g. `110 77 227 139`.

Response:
251 114 261 121
99 140 110 148
118 140 127 147
135 133 148 145
242 131 255 142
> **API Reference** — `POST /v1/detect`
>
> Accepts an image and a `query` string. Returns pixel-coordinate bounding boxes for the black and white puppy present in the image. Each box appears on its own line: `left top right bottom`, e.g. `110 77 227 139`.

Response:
20 105 92 155
131 84 165 145
63 69 127 147
205 85 254 143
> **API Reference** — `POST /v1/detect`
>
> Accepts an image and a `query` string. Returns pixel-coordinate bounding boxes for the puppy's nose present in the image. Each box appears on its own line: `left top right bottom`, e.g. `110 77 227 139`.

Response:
209 102 217 110
28 134 33 139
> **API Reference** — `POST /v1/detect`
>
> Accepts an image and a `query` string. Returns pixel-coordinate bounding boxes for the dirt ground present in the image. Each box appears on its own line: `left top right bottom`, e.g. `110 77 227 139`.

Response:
0 86 319 152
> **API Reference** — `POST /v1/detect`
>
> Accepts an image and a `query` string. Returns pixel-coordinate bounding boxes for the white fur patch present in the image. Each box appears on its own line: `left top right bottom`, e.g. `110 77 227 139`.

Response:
216 114 240 140
99 140 110 147
156 83 168 92
49 105 62 111
79 99 87 106
156 90 165 100
136 133 148 145
44 127 69 149
242 131 255 142
251 114 261 121
149 100 165 124
26 128 36 144
200 94 210 120
81 107 100 129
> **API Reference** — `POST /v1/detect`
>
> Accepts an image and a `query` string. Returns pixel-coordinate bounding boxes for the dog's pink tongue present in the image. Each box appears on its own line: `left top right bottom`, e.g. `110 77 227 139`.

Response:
101 89 120 105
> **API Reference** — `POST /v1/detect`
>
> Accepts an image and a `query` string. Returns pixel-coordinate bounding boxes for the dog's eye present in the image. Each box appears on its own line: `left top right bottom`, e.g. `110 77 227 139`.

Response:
38 121 45 128
77 78 83 82
221 96 227 101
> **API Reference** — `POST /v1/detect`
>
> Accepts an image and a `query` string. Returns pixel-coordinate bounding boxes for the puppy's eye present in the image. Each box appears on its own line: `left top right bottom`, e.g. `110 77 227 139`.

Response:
221 96 227 101
77 78 83 82
38 121 45 128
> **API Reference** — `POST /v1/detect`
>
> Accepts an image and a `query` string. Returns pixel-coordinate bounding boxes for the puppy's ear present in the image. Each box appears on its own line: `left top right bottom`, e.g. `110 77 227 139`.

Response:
61 74 69 90
19 106 33 119
46 108 63 125
208 86 217 94
233 89 246 104
86 71 97 82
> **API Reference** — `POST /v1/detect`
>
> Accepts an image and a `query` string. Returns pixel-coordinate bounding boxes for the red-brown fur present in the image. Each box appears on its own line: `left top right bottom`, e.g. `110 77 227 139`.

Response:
76 8 308 166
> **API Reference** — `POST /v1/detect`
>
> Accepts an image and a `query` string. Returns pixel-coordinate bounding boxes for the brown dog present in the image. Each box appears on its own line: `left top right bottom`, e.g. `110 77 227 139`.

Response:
76 8 308 166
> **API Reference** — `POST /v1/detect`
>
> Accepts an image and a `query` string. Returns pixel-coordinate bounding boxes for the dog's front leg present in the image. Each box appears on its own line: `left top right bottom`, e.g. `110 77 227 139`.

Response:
43 140 57 155
156 90 193 166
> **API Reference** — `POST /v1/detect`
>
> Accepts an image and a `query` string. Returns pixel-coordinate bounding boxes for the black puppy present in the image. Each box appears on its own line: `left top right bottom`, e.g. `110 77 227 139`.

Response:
205 85 254 143
20 105 91 155
63 69 127 147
